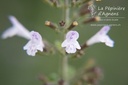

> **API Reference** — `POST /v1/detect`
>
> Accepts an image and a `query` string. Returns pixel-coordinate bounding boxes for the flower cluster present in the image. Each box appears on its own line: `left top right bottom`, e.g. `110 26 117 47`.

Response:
1 15 114 56
1 1 117 85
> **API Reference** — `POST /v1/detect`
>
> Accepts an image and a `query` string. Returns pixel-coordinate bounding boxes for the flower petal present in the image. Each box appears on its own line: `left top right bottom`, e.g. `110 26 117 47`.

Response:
105 40 114 47
30 31 42 41
65 44 76 53
98 26 110 35
26 45 37 56
100 35 114 47
86 35 100 46
23 41 31 50
36 44 43 52
66 31 79 41
73 41 81 49
61 40 68 47
1 26 17 39
23 41 38 56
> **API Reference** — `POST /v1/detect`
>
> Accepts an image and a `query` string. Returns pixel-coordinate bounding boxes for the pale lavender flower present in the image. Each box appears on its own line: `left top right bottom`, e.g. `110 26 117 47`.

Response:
23 31 44 56
1 16 30 40
86 26 114 47
61 31 81 53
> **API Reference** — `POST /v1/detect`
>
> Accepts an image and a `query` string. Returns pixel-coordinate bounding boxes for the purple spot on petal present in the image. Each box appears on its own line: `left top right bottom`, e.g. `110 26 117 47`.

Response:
32 33 38 40
99 26 110 35
66 31 79 41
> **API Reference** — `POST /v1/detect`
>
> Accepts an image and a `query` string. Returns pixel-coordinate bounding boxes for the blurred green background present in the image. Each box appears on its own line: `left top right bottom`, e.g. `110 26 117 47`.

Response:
0 0 128 85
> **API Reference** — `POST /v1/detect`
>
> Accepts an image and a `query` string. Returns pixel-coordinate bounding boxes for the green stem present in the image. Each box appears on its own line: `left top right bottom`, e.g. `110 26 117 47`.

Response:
60 0 70 85
61 55 68 85
64 0 70 26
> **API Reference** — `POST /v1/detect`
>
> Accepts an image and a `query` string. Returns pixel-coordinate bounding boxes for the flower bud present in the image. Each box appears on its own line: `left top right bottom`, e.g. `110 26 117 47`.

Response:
45 21 57 30
67 21 78 30
83 16 100 24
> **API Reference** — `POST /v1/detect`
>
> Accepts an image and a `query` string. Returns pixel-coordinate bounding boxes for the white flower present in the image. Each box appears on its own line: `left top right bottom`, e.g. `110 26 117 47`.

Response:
86 26 114 47
23 31 44 56
61 31 81 53
1 16 30 40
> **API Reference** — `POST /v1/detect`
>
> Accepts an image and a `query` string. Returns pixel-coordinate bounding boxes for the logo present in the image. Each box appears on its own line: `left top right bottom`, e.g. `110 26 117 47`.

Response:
88 4 97 17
